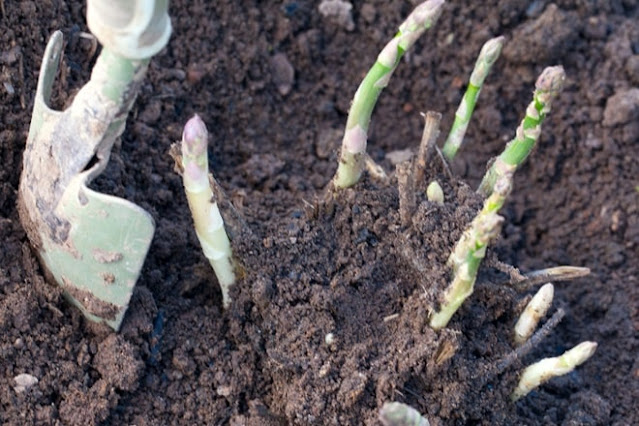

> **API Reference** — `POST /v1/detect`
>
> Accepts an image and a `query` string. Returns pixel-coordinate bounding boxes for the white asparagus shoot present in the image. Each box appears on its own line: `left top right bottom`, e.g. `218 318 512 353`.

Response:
180 115 235 308
512 341 598 401
514 283 554 345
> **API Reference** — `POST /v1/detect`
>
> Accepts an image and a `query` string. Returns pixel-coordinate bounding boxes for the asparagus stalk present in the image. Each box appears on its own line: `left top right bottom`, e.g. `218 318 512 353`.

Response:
513 283 554 345
512 341 598 401
478 66 565 196
180 115 235 308
379 402 430 426
441 36 505 160
333 0 445 188
429 166 514 330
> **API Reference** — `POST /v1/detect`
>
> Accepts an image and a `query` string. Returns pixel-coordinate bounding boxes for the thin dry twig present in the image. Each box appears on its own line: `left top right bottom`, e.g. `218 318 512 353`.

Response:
497 308 566 375
474 307 565 387
508 266 590 290
414 111 442 186
397 161 416 227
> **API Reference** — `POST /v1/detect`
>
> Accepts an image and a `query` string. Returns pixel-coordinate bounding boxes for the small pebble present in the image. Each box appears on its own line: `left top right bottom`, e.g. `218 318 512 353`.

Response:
270 53 295 96
3 81 15 95
325 333 335 346
0 46 21 65
585 133 602 150
360 4 376 24
602 88 639 127
216 385 232 397
316 128 342 159
318 0 355 31
13 374 38 393
625 55 639 85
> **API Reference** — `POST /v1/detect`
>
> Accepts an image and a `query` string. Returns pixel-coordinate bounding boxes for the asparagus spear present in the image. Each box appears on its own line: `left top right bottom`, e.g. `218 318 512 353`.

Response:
379 402 430 426
478 66 565 197
514 283 554 345
442 36 504 160
333 0 445 188
429 166 514 330
512 341 598 401
180 115 236 308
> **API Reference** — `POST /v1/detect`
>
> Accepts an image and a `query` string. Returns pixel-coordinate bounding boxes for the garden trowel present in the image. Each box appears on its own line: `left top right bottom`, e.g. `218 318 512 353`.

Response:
18 0 171 330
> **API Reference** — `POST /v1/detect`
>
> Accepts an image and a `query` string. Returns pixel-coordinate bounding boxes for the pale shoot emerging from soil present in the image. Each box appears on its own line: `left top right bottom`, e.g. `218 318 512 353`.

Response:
442 36 504 160
429 167 514 330
333 0 445 188
180 115 235 308
379 402 430 426
514 283 554 345
478 66 566 196
512 341 598 401
426 181 444 203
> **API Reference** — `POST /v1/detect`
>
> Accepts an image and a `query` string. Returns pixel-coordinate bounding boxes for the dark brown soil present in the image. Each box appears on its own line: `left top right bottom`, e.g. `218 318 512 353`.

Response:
1 1 638 425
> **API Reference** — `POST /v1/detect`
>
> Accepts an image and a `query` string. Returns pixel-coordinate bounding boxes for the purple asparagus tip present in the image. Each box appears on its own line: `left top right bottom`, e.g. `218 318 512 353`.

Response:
535 65 565 95
182 114 208 157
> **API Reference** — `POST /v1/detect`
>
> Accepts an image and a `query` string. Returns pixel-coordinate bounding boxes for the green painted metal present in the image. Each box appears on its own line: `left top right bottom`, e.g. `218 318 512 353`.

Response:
18 31 154 330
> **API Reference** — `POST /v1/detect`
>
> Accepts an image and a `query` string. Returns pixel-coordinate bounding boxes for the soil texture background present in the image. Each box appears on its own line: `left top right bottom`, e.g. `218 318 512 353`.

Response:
1 0 638 425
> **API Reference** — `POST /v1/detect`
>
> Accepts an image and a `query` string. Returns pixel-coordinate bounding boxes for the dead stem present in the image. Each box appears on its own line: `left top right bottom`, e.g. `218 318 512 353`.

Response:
497 308 565 377
508 266 590 290
397 161 416 227
474 308 565 388
437 147 455 179
414 111 442 186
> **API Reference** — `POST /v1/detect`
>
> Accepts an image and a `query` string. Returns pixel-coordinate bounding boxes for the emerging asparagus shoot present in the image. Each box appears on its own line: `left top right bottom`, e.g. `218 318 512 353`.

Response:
426 180 444 203
514 283 554 345
180 115 236 308
478 66 566 196
333 0 445 189
429 167 514 330
379 402 430 426
442 36 504 160
512 341 598 401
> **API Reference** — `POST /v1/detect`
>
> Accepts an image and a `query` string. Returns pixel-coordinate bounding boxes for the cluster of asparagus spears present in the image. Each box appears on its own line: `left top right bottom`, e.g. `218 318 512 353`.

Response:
173 0 596 421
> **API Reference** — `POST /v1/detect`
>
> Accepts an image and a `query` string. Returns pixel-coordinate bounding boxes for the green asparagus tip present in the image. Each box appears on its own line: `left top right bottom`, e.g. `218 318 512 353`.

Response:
397 0 445 51
182 114 208 157
469 36 505 87
481 36 505 63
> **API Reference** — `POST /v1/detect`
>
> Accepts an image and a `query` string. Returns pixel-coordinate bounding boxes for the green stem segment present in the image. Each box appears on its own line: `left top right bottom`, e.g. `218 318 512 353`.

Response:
442 36 504 160
429 166 515 330
181 115 236 308
333 0 445 189
478 66 565 197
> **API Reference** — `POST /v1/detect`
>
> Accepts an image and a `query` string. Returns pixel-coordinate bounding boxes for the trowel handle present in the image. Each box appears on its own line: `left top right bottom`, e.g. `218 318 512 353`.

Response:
87 0 171 60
